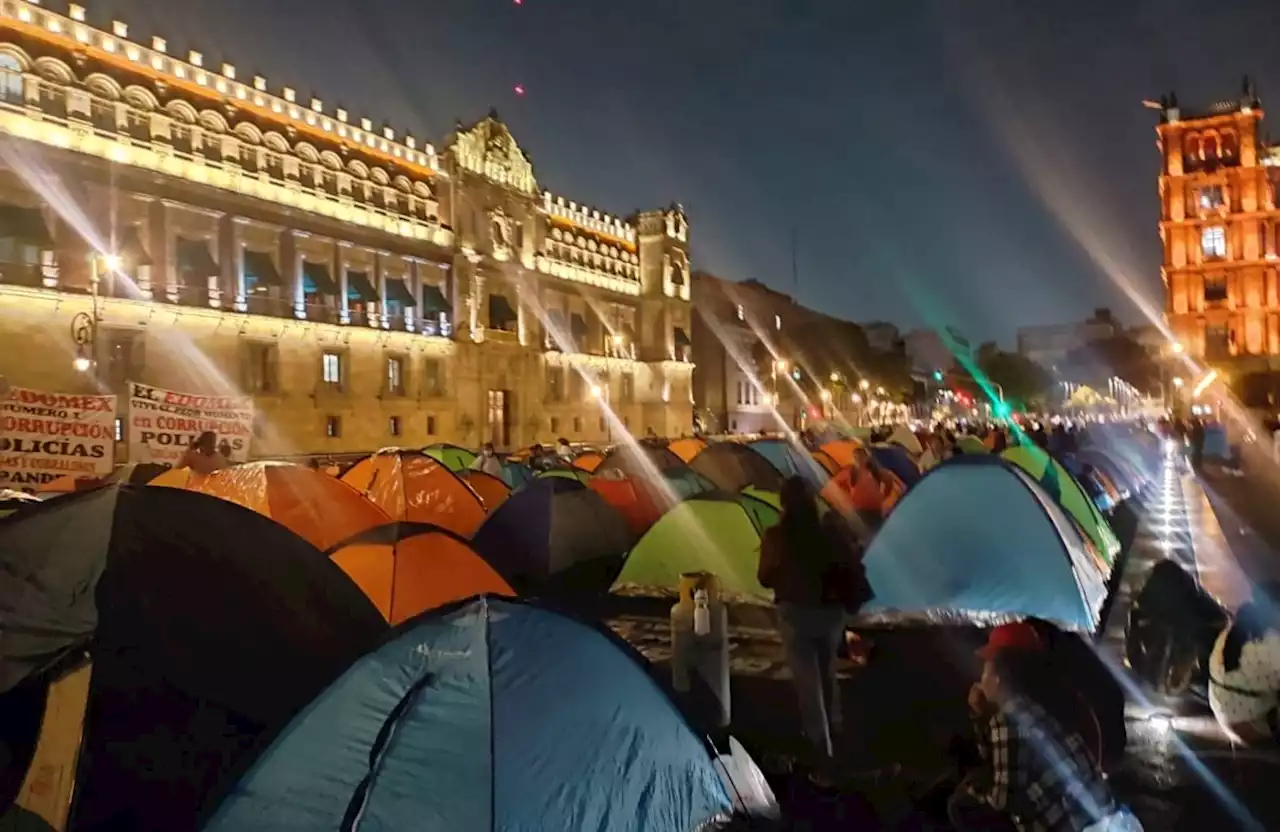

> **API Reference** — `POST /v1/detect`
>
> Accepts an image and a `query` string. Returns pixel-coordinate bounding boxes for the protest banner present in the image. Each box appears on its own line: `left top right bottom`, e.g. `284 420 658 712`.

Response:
0 386 117 489
127 382 254 465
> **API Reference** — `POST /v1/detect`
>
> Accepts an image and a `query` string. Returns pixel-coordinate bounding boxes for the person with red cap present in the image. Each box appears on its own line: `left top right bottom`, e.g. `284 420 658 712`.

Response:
947 623 1139 831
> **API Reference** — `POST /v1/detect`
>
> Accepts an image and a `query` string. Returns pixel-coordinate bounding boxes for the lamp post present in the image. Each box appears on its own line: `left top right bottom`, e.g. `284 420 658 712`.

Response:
72 252 121 373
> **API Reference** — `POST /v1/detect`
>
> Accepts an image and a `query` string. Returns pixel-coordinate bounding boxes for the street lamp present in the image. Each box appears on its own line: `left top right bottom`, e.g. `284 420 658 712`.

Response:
829 371 840 383
876 385 886 396
819 388 832 402
1170 341 1185 355
1172 377 1184 389
859 379 870 391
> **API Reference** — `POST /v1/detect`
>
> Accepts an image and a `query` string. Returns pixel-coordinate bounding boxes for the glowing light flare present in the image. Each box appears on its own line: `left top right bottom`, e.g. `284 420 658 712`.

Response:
513 85 525 97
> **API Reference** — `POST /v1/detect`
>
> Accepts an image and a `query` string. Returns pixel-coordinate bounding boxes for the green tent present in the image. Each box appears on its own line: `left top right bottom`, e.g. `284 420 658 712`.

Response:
1001 445 1120 563
955 435 988 455
739 487 781 533
613 492 768 600
423 443 477 473
536 467 590 484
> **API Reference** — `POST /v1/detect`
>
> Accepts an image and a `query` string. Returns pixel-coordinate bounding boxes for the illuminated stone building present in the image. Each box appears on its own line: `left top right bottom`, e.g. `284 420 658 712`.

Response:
691 273 877 433
0 1 693 455
1156 80 1280 382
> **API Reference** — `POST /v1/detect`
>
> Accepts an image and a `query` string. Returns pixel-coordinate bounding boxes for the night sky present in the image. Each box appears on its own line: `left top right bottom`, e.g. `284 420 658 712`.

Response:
97 0 1279 343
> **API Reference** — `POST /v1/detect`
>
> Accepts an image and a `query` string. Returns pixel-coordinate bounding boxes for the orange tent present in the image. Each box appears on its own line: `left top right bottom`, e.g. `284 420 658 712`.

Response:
148 467 202 489
819 439 863 469
668 437 708 463
821 464 905 518
588 476 665 537
156 461 390 552
327 523 515 624
341 450 486 538
572 451 604 473
458 469 512 511
811 449 840 476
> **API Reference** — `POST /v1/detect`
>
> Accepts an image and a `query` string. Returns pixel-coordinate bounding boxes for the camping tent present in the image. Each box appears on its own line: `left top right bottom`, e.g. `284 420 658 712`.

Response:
572 450 604 472
458 469 512 511
748 438 827 485
859 459 1109 631
535 465 591 484
1001 445 1120 563
423 443 478 473
1077 447 1140 498
669 436 709 463
689 443 784 494
0 485 384 830
341 450 486 538
155 460 391 552
614 492 769 600
204 596 733 832
810 449 840 476
954 435 988 455
472 478 632 594
593 444 685 482
327 523 514 624
870 444 921 487
501 460 534 490
819 439 862 469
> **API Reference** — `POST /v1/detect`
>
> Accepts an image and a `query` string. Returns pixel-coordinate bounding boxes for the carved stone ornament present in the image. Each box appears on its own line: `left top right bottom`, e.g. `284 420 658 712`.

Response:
489 207 513 260
450 113 538 195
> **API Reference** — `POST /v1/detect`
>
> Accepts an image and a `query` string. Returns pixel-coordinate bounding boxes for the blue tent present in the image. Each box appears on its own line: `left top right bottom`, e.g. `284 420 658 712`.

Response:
1059 454 1116 512
748 438 827 485
204 596 732 831
471 478 632 594
500 459 533 490
870 444 921 487
860 458 1109 631
1076 448 1136 500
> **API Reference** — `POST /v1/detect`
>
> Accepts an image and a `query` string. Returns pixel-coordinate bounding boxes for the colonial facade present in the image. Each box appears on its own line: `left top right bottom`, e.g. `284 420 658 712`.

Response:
691 272 889 433
1156 81 1280 375
0 1 692 456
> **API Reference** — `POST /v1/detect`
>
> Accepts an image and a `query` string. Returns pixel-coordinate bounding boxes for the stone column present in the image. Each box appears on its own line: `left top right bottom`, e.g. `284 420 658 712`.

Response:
224 216 245 311
145 200 168 302
372 252 386 329
408 259 422 333
283 231 304 319
337 242 350 325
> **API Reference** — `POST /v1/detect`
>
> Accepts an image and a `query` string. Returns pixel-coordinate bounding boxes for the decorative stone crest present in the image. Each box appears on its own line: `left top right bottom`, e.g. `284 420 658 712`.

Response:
449 112 538 195
489 207 513 261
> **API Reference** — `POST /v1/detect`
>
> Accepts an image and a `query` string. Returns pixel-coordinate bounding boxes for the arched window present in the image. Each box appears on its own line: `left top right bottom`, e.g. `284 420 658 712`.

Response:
0 54 24 105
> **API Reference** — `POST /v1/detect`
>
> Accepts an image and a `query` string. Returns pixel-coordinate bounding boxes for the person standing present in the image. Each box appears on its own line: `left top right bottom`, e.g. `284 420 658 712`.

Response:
758 476 870 773
179 431 230 475
470 442 505 478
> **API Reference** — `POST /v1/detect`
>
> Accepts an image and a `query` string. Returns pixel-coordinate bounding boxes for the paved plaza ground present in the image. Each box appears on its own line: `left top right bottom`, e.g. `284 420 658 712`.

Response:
602 456 1280 829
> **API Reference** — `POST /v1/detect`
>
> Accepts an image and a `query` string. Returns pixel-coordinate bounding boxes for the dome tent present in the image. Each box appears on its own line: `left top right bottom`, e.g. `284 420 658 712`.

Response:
689 443 784 494
0 485 385 830
1001 445 1120 564
341 450 486 538
326 522 515 624
471 478 632 595
203 596 733 831
423 442 478 473
859 457 1109 632
613 491 769 600
748 437 827 485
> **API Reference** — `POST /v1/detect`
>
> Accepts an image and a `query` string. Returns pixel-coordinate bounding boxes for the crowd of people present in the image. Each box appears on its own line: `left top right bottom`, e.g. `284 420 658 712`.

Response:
752 419 1142 831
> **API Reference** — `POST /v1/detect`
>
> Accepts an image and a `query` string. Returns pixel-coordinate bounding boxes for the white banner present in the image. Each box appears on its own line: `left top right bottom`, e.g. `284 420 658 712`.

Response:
0 387 117 489
127 382 254 465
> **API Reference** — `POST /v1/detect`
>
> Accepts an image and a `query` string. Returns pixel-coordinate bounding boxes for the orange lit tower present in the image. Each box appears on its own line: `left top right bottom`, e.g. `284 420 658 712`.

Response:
1156 78 1280 383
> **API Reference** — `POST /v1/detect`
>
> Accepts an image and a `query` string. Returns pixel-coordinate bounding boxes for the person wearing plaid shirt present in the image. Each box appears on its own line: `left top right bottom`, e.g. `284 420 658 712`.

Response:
949 630 1139 832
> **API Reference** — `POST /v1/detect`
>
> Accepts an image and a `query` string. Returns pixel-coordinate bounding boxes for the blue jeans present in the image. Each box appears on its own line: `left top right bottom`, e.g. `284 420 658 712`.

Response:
776 603 846 758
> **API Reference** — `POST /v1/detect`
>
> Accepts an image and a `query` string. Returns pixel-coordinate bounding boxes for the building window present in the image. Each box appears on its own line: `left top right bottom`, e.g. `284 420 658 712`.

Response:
573 416 582 433
321 351 343 388
547 366 563 402
423 358 445 397
735 303 745 321
0 54 22 104
244 342 278 393
1204 274 1228 303
113 417 124 442
1198 185 1225 212
550 416 560 433
325 415 342 438
388 415 402 437
426 415 437 435
620 372 634 403
386 355 405 396
599 417 606 432
1205 325 1231 359
101 329 143 388
1202 226 1227 260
